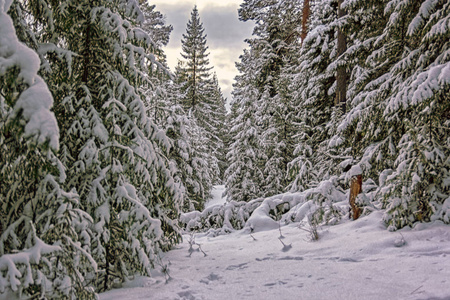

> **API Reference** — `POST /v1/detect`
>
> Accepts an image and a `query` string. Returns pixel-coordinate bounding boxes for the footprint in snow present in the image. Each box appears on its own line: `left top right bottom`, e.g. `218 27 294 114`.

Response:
264 281 288 287
255 257 271 262
177 290 196 300
278 256 304 261
200 273 221 285
226 262 248 270
338 257 360 262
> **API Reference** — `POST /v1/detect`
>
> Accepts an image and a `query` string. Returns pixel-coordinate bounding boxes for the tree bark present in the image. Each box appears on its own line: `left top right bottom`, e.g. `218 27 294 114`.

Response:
335 0 347 112
301 0 310 44
349 174 362 220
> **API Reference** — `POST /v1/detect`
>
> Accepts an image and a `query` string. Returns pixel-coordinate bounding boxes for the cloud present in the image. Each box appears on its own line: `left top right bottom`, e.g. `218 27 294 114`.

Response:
151 1 254 106
211 50 239 71
201 4 253 50
154 2 253 51
152 2 192 48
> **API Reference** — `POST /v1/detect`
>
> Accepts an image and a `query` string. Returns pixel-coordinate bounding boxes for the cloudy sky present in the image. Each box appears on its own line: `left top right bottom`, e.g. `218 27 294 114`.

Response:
150 0 254 103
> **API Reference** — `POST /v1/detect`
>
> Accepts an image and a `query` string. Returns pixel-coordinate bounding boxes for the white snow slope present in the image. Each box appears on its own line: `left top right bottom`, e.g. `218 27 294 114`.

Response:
100 186 450 300
205 185 227 209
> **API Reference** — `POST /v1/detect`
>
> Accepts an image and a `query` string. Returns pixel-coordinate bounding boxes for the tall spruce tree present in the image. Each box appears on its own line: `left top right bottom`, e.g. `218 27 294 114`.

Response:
225 49 266 202
334 0 450 230
177 6 227 188
226 0 301 200
287 0 344 192
0 1 96 298
288 0 449 229
10 0 184 292
136 6 201 212
179 6 212 112
207 74 228 181
152 75 213 212
257 0 301 197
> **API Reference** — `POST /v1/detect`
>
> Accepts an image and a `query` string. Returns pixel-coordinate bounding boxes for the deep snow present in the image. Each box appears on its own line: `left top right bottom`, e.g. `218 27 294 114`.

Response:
100 186 450 300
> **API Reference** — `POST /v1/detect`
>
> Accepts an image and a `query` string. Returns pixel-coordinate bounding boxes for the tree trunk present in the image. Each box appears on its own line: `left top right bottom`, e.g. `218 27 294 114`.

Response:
82 23 91 84
335 0 347 112
349 174 362 220
301 0 310 44
192 50 196 109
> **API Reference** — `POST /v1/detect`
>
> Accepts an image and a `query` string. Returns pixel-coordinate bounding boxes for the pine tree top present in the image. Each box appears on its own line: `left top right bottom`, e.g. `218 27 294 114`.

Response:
181 6 211 68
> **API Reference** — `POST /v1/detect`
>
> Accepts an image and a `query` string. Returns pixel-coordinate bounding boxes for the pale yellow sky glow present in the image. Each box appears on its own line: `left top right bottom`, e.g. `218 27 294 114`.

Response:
151 0 244 10
149 0 254 103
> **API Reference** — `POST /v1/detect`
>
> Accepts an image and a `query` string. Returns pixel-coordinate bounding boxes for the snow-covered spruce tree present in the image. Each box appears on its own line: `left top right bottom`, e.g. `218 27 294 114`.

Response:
172 65 217 211
138 1 177 125
0 2 96 298
329 0 392 173
295 0 390 195
378 0 449 229
14 0 184 291
274 58 301 191
182 113 215 210
178 6 212 112
287 0 341 192
137 4 208 212
150 75 213 212
224 48 267 202
177 6 226 187
333 0 449 229
260 2 302 197
206 73 228 182
235 0 301 197
139 1 172 57
165 106 205 212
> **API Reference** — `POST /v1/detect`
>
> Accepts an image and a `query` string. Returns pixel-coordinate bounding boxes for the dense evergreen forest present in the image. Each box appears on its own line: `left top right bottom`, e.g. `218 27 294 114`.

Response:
0 0 448 298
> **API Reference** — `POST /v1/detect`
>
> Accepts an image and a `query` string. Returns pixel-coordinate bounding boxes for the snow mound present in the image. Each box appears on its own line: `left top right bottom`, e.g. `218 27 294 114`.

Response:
181 179 347 234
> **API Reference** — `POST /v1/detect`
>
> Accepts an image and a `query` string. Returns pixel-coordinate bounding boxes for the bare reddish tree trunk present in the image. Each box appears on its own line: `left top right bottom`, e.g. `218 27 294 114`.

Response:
301 0 310 44
335 0 347 112
349 174 362 220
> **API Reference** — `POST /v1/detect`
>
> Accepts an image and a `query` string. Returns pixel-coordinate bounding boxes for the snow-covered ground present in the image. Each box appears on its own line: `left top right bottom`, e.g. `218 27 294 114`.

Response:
100 187 450 300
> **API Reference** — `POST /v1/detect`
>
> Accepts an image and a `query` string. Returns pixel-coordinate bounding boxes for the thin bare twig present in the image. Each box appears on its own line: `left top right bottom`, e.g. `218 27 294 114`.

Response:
410 285 423 295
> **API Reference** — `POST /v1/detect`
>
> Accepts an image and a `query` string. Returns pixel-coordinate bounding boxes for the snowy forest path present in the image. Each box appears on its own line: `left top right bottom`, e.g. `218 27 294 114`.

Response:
99 211 450 300
206 185 227 209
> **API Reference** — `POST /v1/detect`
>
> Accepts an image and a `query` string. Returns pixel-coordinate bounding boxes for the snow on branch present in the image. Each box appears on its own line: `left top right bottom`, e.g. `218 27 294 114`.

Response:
384 62 450 116
0 6 59 149
1 0 13 12
407 0 440 36
0 223 61 293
